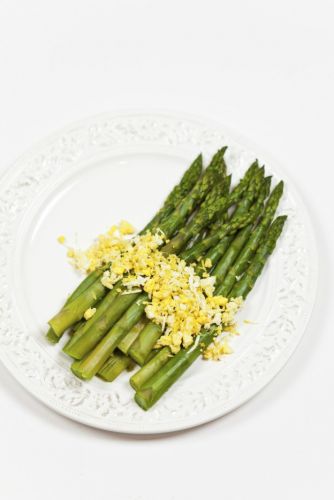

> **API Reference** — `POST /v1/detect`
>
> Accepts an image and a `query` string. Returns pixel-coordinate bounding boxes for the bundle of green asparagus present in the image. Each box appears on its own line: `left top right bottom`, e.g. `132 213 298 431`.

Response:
47 148 287 410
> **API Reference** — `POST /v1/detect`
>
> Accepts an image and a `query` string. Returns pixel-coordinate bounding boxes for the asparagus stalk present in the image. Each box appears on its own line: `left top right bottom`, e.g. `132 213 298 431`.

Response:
97 351 134 382
129 322 162 365
130 347 172 391
118 317 148 354
134 215 287 410
221 174 232 223
48 278 108 338
46 265 108 343
187 228 207 249
68 294 107 336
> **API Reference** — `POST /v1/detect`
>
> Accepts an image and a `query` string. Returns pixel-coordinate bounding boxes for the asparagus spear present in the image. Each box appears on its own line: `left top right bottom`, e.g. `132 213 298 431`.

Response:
128 322 162 365
117 317 148 354
130 347 172 391
46 265 108 343
134 215 287 410
221 174 232 223
97 351 134 382
48 278 108 338
63 282 134 359
142 154 203 234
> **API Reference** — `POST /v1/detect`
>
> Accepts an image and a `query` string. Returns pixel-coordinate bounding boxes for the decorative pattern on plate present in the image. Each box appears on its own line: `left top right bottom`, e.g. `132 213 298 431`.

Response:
0 112 317 433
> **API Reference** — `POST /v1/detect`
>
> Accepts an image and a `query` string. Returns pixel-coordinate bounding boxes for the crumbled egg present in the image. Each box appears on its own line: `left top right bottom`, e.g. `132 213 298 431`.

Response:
65 221 136 273
83 307 96 320
57 235 66 244
119 220 136 235
203 337 233 360
243 319 257 325
65 222 243 356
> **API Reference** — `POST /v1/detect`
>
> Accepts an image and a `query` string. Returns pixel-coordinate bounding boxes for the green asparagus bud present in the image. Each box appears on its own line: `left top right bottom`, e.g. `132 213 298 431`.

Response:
142 154 203 233
159 148 227 238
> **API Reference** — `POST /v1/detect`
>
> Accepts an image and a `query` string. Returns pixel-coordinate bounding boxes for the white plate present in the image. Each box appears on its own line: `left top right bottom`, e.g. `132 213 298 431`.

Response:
0 112 318 434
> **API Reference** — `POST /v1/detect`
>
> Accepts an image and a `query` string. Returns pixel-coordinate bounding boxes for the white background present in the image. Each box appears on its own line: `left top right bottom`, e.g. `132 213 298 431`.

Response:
0 1 333 499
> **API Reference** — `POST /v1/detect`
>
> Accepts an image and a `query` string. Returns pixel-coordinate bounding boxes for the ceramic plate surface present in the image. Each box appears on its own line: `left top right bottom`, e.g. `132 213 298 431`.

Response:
0 112 318 433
